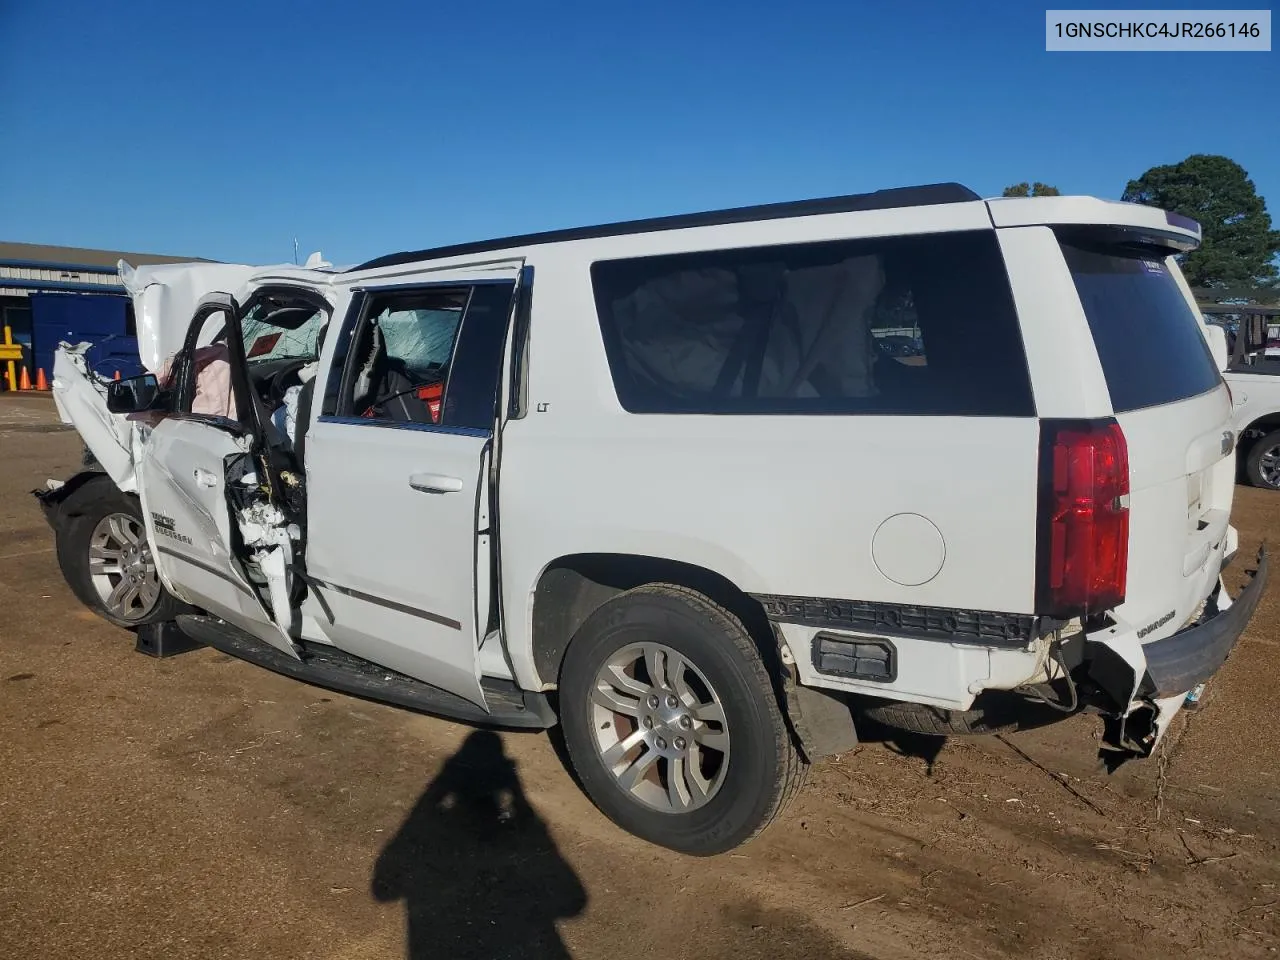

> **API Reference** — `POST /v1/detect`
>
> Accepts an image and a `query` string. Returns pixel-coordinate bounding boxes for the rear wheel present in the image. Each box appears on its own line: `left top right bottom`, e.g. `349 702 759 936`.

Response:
559 584 807 855
1245 429 1280 490
54 475 181 628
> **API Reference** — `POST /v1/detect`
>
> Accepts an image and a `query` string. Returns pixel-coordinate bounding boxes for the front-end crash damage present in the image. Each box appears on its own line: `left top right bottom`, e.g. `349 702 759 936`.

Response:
51 342 142 490
226 455 306 653
45 259 325 654
49 258 261 491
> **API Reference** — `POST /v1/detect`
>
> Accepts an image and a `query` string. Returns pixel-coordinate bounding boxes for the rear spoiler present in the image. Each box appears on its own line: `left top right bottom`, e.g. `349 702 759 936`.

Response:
986 196 1201 252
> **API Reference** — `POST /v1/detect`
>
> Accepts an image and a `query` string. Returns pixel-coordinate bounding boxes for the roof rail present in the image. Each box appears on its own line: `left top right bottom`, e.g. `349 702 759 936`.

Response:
351 182 980 272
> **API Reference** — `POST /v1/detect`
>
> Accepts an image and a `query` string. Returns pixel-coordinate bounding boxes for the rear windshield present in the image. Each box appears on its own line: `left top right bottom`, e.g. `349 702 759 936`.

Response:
1061 241 1221 413
591 230 1035 417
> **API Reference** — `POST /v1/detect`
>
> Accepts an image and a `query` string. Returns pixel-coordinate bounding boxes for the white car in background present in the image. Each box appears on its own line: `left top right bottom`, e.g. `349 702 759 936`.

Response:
1223 316 1280 490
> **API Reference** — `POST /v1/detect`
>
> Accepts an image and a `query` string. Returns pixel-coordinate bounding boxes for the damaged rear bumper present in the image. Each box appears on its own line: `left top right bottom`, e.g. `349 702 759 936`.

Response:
1142 547 1268 696
1083 546 1267 760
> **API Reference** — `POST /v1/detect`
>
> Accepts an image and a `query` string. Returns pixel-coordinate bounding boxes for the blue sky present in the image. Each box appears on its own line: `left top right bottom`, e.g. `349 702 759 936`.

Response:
1 1 1275 265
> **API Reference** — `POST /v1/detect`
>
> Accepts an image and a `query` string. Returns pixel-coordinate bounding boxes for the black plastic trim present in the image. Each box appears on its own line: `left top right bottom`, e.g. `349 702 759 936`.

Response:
320 292 365 417
309 577 462 630
351 183 981 272
175 615 555 729
315 415 488 438
1143 546 1267 697
1054 223 1200 254
445 281 519 429
811 631 898 682
754 594 1038 647
507 265 534 420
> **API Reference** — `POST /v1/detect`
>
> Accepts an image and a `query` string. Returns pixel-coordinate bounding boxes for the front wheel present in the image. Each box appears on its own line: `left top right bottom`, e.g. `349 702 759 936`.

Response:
1245 429 1280 490
559 584 807 855
54 475 181 628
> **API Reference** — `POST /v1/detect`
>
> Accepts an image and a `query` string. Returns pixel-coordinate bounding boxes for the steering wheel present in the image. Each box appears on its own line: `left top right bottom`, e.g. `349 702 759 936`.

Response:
257 358 311 408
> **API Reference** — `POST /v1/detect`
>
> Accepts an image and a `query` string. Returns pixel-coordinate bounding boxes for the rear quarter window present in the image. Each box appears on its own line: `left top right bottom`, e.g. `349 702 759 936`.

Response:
1060 242 1222 413
590 230 1034 417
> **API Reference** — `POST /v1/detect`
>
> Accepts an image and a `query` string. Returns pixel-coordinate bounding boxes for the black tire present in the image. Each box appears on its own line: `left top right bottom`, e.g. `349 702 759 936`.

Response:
1244 429 1280 490
559 584 807 855
53 474 182 629
857 698 1018 737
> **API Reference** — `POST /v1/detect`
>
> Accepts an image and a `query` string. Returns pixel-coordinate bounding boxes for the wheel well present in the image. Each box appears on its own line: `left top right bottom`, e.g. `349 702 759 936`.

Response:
32 469 115 524
1243 414 1280 439
530 553 776 686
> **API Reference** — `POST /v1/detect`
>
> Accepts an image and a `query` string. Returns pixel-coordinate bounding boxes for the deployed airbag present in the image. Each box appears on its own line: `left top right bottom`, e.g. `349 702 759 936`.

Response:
611 256 884 403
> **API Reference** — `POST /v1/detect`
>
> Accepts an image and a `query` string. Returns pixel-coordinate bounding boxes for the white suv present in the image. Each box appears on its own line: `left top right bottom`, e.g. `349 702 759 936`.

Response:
39 183 1267 854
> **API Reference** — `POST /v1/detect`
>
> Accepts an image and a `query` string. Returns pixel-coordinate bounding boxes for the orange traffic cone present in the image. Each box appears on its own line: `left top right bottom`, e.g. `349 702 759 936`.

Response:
19 367 32 391
36 368 48 391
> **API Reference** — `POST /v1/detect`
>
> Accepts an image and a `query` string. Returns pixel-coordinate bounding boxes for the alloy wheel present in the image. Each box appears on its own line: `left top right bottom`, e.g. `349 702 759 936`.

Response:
589 641 730 813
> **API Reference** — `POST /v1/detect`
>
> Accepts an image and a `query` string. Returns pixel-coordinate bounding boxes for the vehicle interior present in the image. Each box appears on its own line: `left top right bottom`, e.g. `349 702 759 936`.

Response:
239 296 331 435
345 292 467 424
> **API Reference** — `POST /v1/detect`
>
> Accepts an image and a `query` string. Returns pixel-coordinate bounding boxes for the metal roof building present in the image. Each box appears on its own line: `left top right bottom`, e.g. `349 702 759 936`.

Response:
0 241 207 388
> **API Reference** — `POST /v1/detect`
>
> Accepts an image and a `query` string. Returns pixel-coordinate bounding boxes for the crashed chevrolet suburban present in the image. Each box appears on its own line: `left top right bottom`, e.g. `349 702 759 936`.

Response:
37 184 1267 854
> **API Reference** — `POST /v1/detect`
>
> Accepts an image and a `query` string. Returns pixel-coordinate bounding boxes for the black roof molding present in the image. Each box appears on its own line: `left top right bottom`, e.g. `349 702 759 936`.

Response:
352 182 980 272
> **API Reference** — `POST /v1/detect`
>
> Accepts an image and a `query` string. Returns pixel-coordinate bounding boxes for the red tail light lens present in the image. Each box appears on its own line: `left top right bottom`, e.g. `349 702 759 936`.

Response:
1038 420 1130 617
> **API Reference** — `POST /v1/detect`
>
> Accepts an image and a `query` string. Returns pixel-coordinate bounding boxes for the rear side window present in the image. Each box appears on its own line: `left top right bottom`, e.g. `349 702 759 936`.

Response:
591 230 1033 416
1060 242 1221 412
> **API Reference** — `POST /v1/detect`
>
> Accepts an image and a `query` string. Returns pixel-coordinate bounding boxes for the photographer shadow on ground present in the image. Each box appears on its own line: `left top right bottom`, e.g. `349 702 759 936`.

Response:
372 730 587 960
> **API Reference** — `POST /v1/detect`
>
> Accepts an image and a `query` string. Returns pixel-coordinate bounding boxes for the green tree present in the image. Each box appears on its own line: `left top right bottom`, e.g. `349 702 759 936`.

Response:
1002 182 1061 197
1123 154 1280 288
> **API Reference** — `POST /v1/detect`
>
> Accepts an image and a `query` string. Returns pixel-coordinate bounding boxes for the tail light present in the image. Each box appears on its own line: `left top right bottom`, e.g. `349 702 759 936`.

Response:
1037 419 1130 617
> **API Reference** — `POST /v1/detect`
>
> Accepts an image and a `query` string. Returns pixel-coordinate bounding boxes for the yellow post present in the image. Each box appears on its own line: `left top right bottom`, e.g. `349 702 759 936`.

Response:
0 325 21 393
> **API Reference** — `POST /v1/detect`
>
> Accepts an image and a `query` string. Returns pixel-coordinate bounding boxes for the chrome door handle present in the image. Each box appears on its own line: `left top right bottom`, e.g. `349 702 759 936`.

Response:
409 473 463 494
194 468 218 488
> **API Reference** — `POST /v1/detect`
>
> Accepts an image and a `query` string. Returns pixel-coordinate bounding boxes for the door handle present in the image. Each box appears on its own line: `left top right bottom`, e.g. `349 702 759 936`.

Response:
409 473 463 494
194 468 218 489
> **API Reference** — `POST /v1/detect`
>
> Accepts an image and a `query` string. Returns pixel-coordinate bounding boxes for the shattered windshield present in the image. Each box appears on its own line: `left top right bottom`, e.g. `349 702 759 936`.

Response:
241 300 328 364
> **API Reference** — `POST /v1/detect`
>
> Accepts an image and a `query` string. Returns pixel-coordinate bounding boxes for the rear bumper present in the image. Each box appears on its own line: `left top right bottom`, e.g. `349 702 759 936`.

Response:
1074 545 1267 762
1143 546 1267 697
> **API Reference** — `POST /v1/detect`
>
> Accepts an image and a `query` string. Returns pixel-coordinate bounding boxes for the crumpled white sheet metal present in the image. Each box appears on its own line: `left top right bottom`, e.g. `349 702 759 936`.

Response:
236 498 301 654
51 343 140 491
119 260 258 373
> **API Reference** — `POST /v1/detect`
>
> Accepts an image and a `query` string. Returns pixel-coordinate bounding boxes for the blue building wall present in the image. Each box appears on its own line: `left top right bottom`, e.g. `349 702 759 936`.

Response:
30 293 142 380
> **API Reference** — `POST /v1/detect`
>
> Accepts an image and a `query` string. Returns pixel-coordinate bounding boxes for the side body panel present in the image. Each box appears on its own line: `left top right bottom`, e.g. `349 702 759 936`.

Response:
495 202 1043 695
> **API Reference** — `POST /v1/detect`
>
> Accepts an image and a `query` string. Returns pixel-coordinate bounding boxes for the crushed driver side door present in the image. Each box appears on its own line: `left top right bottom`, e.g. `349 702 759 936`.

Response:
136 294 299 657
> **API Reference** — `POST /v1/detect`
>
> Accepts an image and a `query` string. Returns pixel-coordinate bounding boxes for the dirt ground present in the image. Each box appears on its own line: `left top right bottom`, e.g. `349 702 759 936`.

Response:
1 392 1277 960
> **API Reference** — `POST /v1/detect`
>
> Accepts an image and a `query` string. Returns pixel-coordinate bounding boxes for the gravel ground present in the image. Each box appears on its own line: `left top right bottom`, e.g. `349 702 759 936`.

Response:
1 392 1276 960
